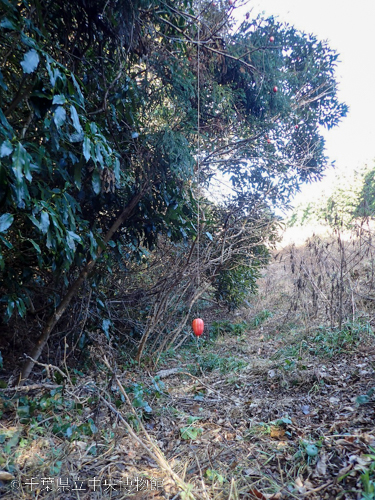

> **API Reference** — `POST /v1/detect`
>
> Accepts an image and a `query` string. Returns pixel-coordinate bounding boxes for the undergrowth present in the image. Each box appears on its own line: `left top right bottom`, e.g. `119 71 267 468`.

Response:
187 352 248 376
273 321 373 362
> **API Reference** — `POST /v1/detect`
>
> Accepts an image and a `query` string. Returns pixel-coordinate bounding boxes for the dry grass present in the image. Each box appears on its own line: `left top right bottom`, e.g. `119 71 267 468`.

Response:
1 221 375 500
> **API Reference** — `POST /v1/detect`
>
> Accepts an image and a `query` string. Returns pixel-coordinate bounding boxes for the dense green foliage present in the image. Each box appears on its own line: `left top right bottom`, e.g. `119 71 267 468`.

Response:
0 0 346 374
288 163 375 227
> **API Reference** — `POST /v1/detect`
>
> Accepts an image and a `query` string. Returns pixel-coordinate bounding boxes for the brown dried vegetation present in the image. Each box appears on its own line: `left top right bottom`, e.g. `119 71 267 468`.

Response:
1 221 375 499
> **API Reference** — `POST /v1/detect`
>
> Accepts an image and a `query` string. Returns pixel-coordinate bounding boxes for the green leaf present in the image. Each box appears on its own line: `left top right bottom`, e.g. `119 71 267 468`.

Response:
186 416 201 424
52 94 66 105
95 143 104 166
180 426 203 440
92 170 101 194
102 318 111 338
48 211 63 235
88 231 98 259
5 431 21 449
11 143 31 206
0 18 15 30
305 444 319 457
0 235 13 249
206 231 213 241
74 164 82 189
356 394 371 405
275 417 292 425
0 69 7 91
40 211 50 234
70 105 83 134
46 56 62 87
0 108 12 134
83 136 91 161
12 143 27 181
53 106 66 128
66 230 81 250
71 74 84 106
6 299 15 319
133 397 145 408
205 469 225 484
143 403 153 413
27 214 41 231
88 419 98 434
0 140 13 157
114 158 120 182
0 213 14 233
20 49 40 74
16 297 26 317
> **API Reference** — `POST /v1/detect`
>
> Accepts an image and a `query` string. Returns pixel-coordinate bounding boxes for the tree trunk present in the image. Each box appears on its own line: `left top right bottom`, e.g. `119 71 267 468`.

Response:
18 190 144 385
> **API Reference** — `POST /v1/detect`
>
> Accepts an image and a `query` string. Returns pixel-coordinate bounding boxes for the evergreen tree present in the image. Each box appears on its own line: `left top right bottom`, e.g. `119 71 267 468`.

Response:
0 0 347 377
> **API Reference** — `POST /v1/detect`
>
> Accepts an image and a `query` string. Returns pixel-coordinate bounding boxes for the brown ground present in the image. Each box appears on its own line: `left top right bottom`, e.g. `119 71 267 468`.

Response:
1 225 375 500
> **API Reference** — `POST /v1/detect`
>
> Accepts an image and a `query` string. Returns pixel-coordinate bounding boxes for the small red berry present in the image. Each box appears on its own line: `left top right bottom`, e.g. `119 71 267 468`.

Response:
273 86 278 93
267 139 271 144
295 125 299 129
269 36 275 43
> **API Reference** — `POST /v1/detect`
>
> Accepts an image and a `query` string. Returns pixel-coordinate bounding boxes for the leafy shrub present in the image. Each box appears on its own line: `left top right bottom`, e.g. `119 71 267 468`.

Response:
210 320 249 339
187 352 247 375
250 309 272 328
310 322 372 357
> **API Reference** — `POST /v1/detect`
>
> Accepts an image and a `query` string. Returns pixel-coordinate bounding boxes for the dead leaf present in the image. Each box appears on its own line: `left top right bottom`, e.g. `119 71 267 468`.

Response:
301 405 310 415
268 369 276 379
353 454 373 469
248 488 267 499
295 477 304 487
276 441 288 449
329 396 340 405
0 471 14 481
315 452 327 476
270 426 286 439
295 476 306 494
72 440 87 451
342 406 355 412
362 433 375 446
243 467 260 476
336 439 357 447
337 464 353 481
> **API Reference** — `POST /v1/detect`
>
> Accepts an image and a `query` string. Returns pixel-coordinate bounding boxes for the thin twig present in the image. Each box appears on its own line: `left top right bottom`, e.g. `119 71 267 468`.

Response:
23 354 69 381
302 481 333 496
100 355 201 499
0 383 62 393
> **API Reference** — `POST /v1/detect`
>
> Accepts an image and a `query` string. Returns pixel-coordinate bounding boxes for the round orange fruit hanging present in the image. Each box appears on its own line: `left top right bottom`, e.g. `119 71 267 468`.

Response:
192 318 204 337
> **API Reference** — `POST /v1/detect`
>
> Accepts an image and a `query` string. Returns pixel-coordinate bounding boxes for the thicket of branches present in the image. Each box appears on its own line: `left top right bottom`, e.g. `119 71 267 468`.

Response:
286 164 375 330
0 0 347 382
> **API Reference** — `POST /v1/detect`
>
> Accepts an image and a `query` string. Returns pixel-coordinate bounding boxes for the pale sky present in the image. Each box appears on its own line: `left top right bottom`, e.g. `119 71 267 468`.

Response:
236 0 375 206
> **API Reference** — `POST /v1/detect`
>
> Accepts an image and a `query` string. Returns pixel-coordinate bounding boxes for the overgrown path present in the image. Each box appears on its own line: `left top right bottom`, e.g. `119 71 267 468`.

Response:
1 309 375 499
